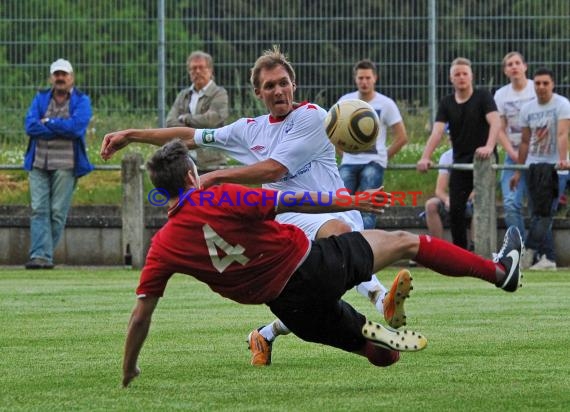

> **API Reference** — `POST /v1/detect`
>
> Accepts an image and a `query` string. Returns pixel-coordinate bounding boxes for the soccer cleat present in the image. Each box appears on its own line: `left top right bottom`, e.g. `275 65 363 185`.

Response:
362 320 427 352
247 329 272 366
382 269 413 329
493 226 523 292
529 254 557 271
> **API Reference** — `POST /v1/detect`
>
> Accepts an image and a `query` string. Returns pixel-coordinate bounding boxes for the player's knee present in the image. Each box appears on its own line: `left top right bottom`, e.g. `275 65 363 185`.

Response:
315 219 351 238
425 198 440 213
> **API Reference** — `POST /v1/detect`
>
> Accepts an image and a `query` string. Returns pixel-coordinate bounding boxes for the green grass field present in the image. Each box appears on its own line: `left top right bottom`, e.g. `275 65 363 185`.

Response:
1 267 569 411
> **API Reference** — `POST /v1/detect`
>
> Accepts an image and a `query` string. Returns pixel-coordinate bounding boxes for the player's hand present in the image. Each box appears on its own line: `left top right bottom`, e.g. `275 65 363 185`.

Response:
355 186 391 214
475 145 494 159
122 366 141 388
558 159 570 170
416 158 432 173
198 171 220 189
100 130 132 160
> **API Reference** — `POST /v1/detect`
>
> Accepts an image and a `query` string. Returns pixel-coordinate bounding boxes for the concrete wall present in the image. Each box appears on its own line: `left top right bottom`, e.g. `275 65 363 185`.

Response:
2 205 569 267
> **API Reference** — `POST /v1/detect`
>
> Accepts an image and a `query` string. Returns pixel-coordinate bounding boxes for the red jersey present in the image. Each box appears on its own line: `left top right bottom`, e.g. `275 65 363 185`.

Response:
137 184 310 304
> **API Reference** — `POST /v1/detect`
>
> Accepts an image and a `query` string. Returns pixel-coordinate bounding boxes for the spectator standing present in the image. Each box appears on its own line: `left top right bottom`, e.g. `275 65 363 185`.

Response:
494 51 535 240
417 57 501 249
23 58 93 269
337 59 408 229
166 51 229 168
510 68 570 270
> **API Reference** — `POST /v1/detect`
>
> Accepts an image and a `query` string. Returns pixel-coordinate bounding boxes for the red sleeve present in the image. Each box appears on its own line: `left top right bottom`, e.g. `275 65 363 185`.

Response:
135 247 174 297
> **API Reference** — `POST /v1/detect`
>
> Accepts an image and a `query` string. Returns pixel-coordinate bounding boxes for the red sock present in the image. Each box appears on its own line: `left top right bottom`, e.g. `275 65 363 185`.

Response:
414 235 499 284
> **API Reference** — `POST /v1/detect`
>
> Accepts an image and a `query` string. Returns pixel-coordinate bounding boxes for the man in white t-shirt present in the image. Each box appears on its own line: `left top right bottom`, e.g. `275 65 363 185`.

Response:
100 46 411 366
494 52 535 240
337 59 408 229
510 67 570 270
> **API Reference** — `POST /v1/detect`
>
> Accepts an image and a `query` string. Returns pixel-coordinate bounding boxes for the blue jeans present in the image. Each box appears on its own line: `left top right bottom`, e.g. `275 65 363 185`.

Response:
500 156 527 240
28 168 77 263
339 162 385 229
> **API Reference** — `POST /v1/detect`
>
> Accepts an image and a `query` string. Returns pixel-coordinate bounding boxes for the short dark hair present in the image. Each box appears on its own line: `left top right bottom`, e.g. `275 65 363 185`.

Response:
353 59 377 76
146 139 193 197
533 67 555 82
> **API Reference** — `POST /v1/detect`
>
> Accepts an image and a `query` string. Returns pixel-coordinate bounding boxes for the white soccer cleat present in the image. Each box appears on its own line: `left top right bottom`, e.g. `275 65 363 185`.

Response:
362 320 427 352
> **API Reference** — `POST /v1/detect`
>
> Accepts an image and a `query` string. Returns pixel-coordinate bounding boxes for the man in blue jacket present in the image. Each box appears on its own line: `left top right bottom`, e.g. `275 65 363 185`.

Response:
23 58 93 269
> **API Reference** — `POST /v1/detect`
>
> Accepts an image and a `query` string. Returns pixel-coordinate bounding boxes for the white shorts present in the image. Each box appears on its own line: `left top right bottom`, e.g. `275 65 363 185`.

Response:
276 210 364 240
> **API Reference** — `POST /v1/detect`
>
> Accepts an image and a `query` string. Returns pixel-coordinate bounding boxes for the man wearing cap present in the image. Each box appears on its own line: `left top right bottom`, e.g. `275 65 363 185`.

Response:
23 58 93 269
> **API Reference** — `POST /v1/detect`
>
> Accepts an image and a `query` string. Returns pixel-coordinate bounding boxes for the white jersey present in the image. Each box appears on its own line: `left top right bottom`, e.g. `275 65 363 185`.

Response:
438 149 453 176
519 93 570 168
338 91 403 168
194 102 363 237
493 80 536 147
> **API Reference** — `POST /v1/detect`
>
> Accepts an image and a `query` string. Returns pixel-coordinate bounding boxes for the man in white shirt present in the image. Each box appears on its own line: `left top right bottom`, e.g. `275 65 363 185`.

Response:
337 59 408 229
494 52 535 240
510 67 570 270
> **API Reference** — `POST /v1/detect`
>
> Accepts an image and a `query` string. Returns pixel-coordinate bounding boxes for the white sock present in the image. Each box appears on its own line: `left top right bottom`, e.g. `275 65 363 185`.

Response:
355 274 387 313
259 319 290 342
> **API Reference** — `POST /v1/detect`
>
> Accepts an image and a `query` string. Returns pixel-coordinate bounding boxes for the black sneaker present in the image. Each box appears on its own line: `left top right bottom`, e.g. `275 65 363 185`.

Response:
493 226 523 292
25 258 54 270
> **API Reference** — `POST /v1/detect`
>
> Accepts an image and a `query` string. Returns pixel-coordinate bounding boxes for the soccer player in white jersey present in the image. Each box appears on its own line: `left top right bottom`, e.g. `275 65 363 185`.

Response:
101 46 410 366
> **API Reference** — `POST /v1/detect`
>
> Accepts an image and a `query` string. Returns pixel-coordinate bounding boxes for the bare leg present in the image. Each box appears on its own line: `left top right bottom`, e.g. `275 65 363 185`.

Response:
425 197 444 238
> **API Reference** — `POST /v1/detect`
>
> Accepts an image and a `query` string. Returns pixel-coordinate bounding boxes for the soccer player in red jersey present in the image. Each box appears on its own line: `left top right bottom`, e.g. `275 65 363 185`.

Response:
121 139 522 387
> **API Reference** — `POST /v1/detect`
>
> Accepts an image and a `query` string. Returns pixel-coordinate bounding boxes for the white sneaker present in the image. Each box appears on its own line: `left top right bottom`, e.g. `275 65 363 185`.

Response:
529 255 557 271
521 248 535 269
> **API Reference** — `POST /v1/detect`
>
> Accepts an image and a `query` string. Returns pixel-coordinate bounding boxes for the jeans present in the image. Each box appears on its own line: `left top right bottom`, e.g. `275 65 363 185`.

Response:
525 171 567 260
339 162 385 229
28 168 77 263
536 173 568 261
500 156 527 240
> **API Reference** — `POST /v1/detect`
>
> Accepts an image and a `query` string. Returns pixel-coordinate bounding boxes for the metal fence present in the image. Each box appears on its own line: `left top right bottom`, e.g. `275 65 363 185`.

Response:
1 0 569 141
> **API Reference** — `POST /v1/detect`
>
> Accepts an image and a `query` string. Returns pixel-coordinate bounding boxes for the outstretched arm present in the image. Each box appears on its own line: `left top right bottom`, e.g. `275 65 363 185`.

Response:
122 296 159 388
275 187 391 215
101 127 198 160
200 159 288 188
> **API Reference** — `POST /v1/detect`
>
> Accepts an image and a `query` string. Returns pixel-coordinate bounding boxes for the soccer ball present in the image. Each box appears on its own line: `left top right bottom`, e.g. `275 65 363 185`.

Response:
324 99 380 153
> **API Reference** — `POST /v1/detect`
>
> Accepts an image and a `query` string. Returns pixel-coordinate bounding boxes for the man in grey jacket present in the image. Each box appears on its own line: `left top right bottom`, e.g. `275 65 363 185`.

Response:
166 51 229 167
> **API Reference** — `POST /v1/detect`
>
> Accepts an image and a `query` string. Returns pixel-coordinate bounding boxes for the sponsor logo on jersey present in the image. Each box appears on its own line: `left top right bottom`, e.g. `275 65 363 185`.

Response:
284 119 294 133
202 130 216 144
250 145 265 152
278 162 312 182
